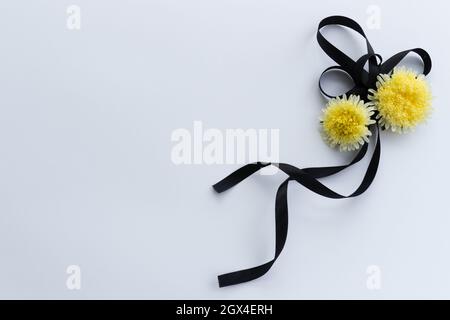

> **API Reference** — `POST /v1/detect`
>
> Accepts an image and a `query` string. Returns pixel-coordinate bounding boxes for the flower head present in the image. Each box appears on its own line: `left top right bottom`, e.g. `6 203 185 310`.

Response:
368 67 432 133
321 94 376 152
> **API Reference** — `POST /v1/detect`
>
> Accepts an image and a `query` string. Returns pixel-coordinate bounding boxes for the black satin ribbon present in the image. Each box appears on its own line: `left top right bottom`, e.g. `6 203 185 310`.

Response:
214 15 432 288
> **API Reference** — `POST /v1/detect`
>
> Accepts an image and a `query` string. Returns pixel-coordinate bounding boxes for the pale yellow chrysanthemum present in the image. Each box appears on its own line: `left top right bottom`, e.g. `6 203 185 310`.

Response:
368 67 432 133
321 94 376 152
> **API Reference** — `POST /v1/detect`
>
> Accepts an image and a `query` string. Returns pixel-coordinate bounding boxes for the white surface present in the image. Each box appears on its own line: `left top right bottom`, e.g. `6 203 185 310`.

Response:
0 0 449 299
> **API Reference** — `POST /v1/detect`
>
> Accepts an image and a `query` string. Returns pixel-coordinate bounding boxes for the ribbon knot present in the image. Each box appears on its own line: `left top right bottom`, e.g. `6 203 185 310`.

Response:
213 15 432 288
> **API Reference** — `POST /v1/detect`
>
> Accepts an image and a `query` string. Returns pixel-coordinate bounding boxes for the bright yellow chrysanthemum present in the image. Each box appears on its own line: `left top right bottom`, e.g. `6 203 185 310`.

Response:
368 67 432 133
321 94 376 152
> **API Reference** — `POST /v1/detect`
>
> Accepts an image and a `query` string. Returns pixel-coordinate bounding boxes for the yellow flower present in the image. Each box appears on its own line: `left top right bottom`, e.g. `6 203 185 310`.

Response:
368 67 432 133
321 94 376 152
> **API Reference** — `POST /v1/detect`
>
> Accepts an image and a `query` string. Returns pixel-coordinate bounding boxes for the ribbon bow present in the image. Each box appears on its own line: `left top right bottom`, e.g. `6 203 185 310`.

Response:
213 15 432 287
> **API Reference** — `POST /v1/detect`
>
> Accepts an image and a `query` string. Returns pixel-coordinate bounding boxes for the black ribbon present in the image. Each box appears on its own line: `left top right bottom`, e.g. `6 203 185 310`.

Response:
213 15 432 288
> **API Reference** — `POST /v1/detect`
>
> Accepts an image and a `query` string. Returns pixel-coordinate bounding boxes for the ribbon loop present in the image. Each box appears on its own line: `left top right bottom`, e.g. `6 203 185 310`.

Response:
317 15 376 78
318 66 355 99
380 48 432 76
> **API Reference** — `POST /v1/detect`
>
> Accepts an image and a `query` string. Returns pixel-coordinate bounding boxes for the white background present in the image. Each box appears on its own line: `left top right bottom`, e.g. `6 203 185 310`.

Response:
0 0 449 299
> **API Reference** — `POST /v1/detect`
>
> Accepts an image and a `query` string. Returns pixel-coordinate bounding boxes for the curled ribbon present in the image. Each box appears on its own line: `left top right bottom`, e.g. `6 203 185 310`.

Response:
213 15 432 287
